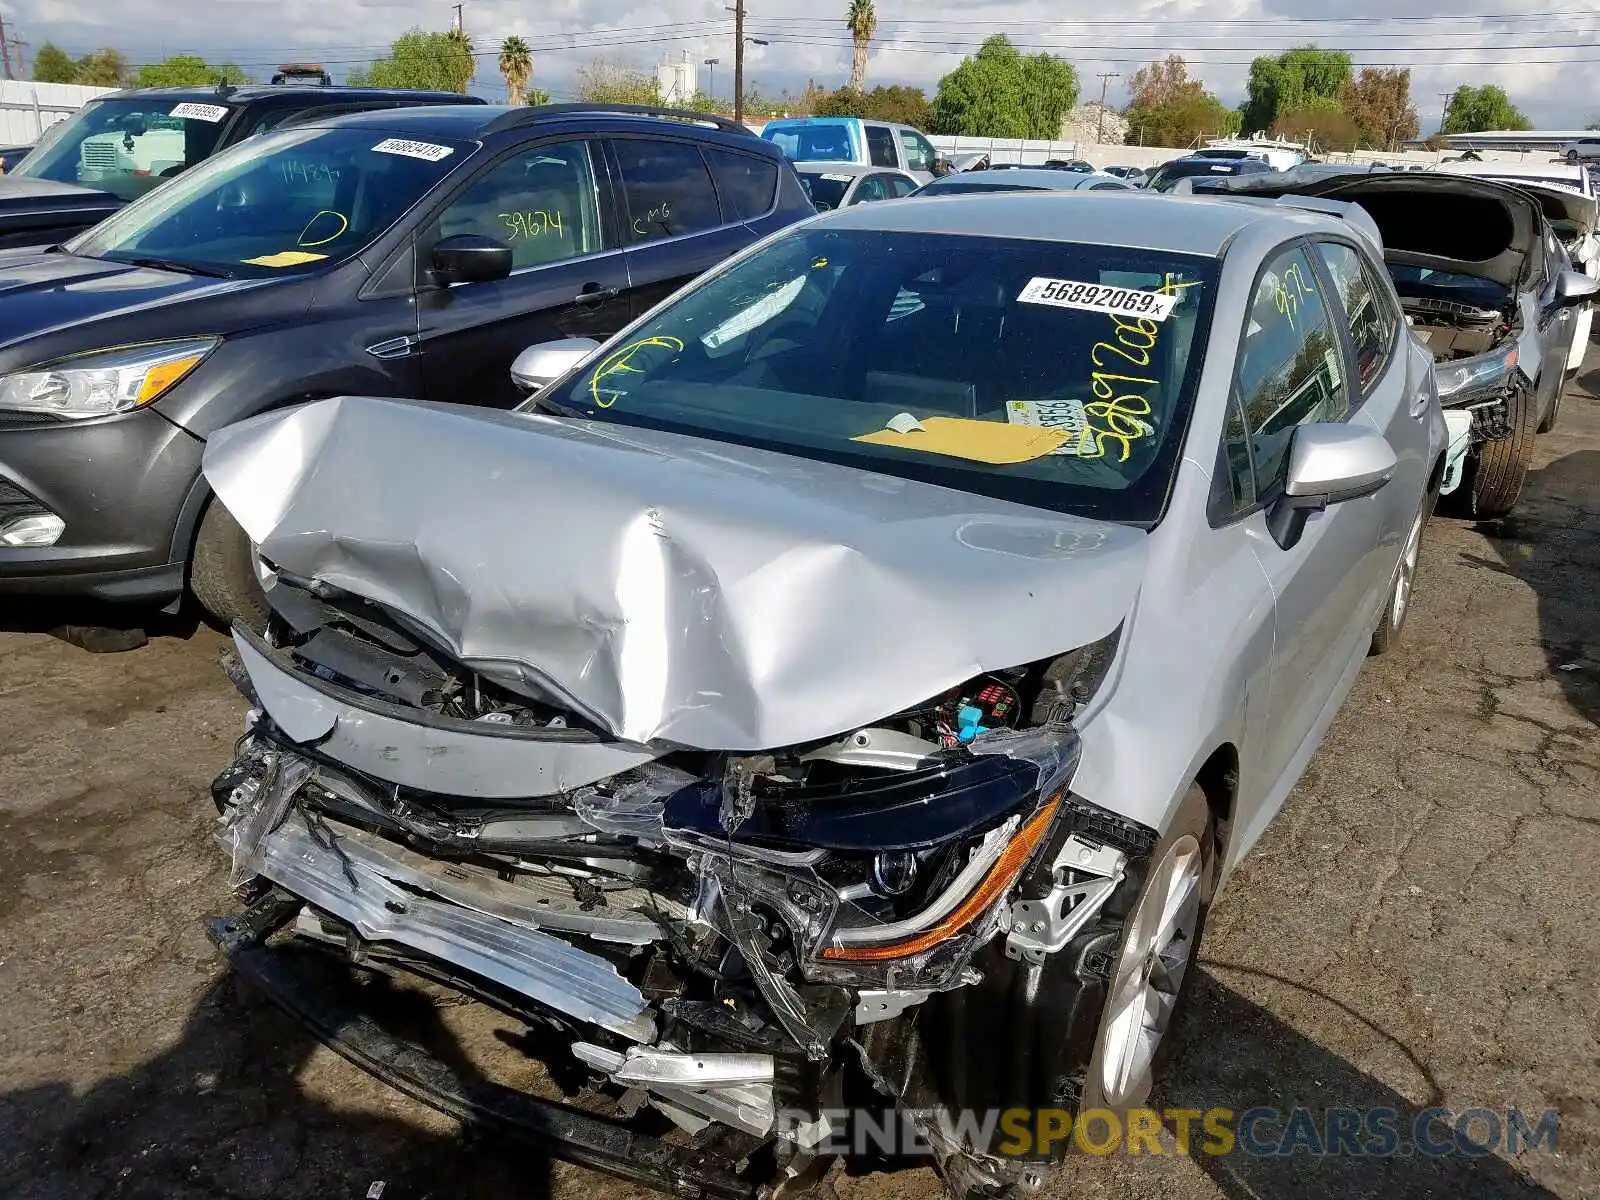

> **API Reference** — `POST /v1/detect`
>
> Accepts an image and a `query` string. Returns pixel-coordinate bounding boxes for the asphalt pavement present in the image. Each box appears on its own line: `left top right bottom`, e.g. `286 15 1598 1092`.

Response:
1 360 1596 1200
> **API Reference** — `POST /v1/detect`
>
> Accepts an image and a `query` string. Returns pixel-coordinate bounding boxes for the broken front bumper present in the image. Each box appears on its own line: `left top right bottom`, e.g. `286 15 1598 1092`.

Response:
206 894 755 1200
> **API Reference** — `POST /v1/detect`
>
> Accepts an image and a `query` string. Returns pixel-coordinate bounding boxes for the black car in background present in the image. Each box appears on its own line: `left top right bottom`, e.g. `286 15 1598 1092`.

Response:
0 103 814 626
0 82 485 248
1144 155 1274 192
0 145 30 174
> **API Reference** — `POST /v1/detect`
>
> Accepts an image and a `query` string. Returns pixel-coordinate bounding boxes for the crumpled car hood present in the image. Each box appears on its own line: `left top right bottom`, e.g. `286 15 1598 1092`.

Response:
203 395 1148 751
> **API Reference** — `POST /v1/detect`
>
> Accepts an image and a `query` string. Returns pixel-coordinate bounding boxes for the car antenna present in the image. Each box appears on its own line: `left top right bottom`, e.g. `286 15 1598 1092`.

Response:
215 77 238 97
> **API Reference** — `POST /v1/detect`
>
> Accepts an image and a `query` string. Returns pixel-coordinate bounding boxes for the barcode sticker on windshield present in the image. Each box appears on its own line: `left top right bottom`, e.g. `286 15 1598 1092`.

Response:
371 137 455 162
1005 399 1098 456
170 102 229 123
1017 277 1178 322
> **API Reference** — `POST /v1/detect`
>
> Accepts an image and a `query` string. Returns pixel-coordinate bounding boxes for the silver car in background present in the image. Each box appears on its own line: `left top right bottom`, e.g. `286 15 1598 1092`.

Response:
201 192 1446 1198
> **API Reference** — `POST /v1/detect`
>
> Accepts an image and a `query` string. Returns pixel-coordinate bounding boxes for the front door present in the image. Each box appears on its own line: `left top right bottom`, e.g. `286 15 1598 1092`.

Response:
1227 244 1392 834
416 137 630 407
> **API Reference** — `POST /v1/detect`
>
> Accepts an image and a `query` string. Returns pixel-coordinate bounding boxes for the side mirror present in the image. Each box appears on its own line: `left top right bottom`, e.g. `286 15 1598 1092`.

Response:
1266 423 1397 551
1551 269 1600 309
511 337 600 393
429 233 512 286
931 158 954 177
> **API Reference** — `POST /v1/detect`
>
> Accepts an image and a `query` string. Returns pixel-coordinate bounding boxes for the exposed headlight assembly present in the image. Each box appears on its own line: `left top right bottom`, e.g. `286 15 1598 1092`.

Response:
1434 344 1517 403
0 338 217 420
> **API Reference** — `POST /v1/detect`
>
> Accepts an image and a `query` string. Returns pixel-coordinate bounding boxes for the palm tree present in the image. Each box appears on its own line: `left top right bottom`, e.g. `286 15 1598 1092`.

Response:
499 36 533 106
845 0 876 93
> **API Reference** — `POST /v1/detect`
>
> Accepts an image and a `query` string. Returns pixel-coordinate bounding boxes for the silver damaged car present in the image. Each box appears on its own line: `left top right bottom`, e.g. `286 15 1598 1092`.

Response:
202 191 1447 1197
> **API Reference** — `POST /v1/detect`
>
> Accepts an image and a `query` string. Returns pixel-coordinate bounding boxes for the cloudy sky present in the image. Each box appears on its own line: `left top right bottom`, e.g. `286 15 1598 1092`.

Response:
6 0 1600 130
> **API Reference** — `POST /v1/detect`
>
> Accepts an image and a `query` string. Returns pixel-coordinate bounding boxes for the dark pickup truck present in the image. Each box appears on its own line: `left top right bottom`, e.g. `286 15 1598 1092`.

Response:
0 81 485 249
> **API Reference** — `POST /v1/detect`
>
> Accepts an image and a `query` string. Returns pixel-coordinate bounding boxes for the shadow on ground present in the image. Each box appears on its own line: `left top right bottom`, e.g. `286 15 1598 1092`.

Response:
1460 449 1600 726
0 967 550 1200
1156 970 1559 1199
0 597 202 651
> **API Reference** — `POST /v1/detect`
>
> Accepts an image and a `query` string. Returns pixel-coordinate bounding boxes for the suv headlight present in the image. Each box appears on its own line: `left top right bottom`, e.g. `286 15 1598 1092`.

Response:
0 338 217 420
1435 345 1517 402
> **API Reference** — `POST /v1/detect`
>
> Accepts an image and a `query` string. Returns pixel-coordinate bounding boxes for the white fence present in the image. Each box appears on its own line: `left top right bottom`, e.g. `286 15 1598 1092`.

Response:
1 80 116 146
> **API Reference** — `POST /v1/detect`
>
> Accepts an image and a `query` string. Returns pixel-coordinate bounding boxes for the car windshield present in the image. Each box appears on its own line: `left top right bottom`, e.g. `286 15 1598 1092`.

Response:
68 125 471 278
8 97 236 201
765 125 854 162
796 170 854 210
544 227 1218 524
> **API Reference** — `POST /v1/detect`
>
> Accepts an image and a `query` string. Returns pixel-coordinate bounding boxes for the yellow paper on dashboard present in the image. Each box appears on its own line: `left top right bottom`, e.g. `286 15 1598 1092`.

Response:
242 250 329 267
852 416 1069 464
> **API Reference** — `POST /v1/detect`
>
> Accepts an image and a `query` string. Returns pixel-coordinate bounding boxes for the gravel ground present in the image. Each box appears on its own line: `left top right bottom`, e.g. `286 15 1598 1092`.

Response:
2 365 1597 1200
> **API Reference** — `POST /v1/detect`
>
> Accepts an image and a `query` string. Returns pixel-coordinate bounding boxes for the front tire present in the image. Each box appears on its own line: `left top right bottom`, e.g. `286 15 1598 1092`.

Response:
1076 785 1217 1114
1468 381 1538 519
189 501 269 630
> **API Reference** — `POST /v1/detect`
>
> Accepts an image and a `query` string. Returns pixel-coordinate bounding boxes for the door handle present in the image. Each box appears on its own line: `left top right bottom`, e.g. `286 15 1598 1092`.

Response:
574 285 620 306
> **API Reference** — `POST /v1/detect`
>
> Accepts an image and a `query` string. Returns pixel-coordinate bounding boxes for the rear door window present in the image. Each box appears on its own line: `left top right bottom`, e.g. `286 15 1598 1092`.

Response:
704 147 777 220
887 174 919 197
1314 241 1398 396
612 138 723 244
851 174 889 204
864 125 898 168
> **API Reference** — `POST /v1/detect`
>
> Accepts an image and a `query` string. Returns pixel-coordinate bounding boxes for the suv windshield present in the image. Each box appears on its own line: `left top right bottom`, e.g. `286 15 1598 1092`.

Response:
545 227 1218 524
69 125 471 278
9 97 236 201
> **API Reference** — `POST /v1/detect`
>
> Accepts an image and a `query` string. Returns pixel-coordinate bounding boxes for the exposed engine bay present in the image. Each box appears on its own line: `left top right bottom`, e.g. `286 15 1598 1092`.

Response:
1400 292 1512 363
210 570 1153 1197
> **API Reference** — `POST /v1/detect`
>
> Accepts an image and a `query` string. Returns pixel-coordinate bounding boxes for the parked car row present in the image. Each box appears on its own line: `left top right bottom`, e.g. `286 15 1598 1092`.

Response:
4 91 1597 1200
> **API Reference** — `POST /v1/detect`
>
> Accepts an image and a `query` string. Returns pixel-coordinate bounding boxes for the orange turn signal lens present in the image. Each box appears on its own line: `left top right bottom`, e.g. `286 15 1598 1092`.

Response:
820 797 1061 962
135 353 206 406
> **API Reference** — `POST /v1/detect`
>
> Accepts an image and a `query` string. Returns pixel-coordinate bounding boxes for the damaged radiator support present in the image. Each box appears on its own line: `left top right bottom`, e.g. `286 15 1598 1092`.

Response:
205 894 755 1200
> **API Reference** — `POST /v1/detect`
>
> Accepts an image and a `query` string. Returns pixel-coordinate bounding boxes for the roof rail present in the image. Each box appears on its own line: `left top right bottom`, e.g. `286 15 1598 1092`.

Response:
483 102 756 139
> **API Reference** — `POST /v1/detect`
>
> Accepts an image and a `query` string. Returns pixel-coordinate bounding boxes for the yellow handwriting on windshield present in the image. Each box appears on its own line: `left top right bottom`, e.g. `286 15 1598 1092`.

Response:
589 336 685 409
296 210 349 248
1080 274 1195 462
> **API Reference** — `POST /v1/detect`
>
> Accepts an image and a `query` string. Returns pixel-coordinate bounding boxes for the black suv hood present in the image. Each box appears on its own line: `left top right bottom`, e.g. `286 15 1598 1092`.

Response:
1192 170 1542 292
0 176 122 248
0 251 272 353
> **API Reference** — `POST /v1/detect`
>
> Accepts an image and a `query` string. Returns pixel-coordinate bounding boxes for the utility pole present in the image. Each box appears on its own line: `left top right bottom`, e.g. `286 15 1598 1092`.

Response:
1095 71 1120 144
732 0 746 124
0 11 13 81
704 58 719 103
451 3 464 34
1437 91 1454 134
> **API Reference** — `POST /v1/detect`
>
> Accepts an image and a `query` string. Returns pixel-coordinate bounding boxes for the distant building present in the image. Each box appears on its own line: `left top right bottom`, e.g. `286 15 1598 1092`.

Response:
657 52 698 105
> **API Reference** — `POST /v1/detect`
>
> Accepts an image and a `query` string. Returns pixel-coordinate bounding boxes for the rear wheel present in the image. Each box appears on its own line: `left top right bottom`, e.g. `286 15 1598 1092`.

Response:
189 501 269 630
1468 382 1538 519
1370 502 1426 656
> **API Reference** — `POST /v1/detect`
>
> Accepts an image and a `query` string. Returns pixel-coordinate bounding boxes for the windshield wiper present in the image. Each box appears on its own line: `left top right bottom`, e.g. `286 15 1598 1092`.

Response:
112 255 236 279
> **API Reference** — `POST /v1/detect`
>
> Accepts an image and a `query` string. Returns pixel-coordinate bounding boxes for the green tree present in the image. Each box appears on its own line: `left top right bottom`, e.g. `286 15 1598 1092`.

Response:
348 29 476 94
32 42 77 83
1441 84 1532 133
845 0 877 93
931 35 1078 139
499 36 532 106
525 86 552 106
1240 46 1352 134
816 83 931 128
1272 103 1362 152
133 55 251 88
72 48 131 87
